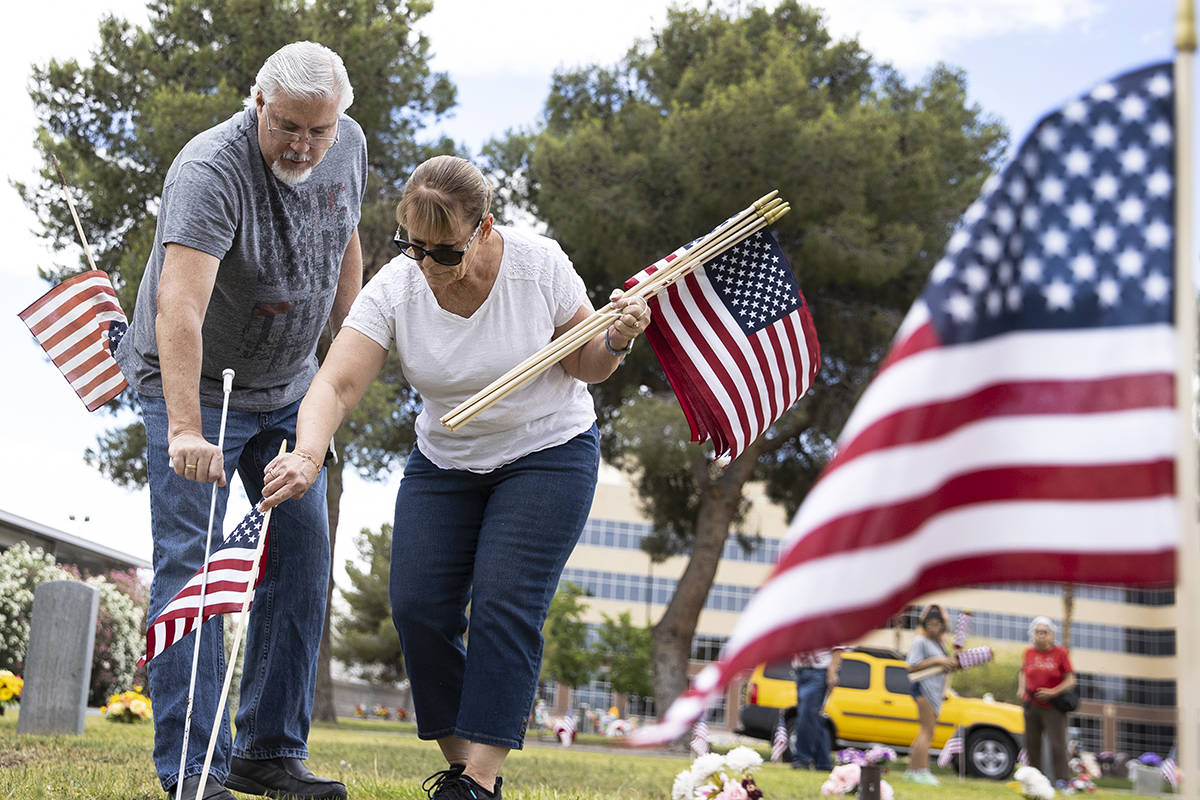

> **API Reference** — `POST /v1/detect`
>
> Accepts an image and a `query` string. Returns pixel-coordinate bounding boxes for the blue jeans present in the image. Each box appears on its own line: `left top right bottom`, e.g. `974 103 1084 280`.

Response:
390 426 600 749
140 394 330 790
792 667 832 769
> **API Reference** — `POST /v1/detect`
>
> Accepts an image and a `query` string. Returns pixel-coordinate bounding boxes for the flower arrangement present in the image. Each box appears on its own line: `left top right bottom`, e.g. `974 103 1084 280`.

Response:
353 704 367 719
372 704 390 720
102 687 153 723
1008 766 1054 800
0 670 22 712
671 746 764 800
396 706 409 720
821 748 896 799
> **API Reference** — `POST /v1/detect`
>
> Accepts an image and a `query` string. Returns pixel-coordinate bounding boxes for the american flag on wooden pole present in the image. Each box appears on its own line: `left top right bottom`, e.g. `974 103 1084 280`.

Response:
18 270 128 411
690 718 709 756
633 60 1180 746
770 713 788 762
625 229 819 462
139 506 270 666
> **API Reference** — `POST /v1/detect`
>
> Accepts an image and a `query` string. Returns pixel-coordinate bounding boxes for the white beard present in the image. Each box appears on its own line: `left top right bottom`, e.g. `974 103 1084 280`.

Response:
271 154 314 185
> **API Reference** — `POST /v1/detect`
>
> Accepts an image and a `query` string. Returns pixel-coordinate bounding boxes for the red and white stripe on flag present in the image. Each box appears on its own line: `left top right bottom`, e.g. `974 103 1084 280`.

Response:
18 270 128 411
626 230 819 462
139 506 269 665
690 719 709 755
938 736 964 767
770 715 788 762
630 61 1178 747
1163 755 1178 789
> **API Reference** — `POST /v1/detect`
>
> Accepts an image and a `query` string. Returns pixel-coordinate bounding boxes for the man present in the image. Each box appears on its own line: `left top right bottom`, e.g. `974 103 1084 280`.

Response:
116 41 367 800
790 648 841 771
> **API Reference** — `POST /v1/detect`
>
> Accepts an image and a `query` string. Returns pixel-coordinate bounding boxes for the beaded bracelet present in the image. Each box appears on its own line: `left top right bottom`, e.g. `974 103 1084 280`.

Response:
604 328 634 358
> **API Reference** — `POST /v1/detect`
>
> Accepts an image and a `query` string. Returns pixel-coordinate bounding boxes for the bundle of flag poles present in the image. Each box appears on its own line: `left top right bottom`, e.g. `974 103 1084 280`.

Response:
439 191 790 432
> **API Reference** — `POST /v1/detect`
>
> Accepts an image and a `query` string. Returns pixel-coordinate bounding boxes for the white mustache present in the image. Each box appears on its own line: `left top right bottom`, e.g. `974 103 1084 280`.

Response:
280 152 313 163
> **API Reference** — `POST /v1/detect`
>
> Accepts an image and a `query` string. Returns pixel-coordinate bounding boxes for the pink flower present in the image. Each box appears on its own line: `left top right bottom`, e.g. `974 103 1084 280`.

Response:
715 780 749 800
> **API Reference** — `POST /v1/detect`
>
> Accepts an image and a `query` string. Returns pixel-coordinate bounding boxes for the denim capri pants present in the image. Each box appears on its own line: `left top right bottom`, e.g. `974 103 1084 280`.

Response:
389 424 600 749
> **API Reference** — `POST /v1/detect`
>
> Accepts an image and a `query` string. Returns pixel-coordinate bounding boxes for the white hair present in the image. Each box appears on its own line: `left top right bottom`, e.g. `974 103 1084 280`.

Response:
1029 616 1057 639
245 41 354 113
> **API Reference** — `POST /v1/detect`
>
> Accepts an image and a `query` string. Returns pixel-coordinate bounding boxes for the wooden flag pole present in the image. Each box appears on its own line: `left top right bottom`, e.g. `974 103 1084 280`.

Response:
50 154 100 272
1174 2 1199 798
440 195 789 430
441 194 782 429
195 440 285 800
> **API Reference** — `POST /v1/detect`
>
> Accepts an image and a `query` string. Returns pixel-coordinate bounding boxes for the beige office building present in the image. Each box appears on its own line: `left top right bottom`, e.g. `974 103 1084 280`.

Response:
549 472 1177 757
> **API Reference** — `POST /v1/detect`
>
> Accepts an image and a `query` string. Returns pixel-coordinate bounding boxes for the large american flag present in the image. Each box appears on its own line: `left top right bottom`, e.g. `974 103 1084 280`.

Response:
625 230 820 462
18 270 128 411
139 506 270 666
632 60 1176 745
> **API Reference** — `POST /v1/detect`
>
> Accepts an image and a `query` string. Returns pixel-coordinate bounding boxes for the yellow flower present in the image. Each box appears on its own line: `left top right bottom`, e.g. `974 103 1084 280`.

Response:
0 688 11 702
108 701 126 717
133 685 143 693
130 699 148 717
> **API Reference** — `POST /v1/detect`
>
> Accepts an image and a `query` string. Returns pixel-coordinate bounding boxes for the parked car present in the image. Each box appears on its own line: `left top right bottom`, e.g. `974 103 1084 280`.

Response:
738 646 1024 780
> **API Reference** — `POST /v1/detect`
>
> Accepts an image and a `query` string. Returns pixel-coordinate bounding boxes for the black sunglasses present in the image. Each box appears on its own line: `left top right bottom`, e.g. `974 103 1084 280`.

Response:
393 218 483 267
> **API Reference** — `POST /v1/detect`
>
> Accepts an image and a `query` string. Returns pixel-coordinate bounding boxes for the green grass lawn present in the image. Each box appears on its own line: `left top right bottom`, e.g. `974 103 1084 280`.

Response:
0 711 1168 799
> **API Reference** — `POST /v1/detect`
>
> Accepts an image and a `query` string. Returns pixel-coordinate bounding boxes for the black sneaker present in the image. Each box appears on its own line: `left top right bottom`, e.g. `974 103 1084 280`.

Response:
423 764 465 798
430 774 503 800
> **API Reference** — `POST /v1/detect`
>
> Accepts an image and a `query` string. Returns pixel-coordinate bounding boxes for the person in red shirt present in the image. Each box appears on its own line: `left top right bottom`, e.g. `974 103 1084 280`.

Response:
1018 616 1076 786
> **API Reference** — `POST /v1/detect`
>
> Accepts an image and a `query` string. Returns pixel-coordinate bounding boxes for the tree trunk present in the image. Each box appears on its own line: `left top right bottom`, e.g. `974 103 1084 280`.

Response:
1061 583 1074 651
652 440 763 719
311 453 343 723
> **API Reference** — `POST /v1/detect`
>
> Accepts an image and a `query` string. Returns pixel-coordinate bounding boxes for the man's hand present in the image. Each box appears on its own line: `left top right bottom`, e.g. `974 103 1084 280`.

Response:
168 430 226 485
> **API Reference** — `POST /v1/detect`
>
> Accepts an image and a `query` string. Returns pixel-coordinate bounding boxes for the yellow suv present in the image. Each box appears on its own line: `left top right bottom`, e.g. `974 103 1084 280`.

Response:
739 646 1024 780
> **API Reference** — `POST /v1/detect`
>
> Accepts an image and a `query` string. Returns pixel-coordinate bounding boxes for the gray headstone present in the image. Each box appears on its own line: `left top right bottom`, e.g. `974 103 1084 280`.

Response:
17 580 99 736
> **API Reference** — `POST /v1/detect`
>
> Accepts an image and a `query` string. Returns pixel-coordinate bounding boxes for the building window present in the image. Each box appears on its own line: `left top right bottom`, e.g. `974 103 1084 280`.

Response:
1117 721 1176 758
1070 715 1103 754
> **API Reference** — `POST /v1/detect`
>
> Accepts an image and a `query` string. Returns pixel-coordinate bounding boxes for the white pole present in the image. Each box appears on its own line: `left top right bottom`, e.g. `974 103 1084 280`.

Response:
175 368 235 800
196 440 287 798
1174 3 1199 798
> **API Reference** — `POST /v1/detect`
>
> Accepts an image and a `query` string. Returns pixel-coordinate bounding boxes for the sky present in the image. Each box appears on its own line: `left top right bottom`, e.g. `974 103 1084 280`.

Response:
0 0 1185 587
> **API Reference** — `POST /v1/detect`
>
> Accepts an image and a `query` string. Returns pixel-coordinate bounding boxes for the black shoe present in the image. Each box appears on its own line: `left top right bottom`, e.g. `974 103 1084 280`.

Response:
423 764 465 798
167 775 236 800
226 757 347 800
430 775 502 800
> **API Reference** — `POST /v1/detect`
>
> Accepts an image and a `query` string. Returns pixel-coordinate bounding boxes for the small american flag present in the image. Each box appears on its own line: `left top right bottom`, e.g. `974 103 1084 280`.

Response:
771 714 788 762
953 609 972 651
938 734 964 768
1163 749 1178 789
139 506 269 665
626 229 820 462
1018 748 1028 766
553 715 576 746
690 718 709 756
18 270 128 411
631 61 1177 746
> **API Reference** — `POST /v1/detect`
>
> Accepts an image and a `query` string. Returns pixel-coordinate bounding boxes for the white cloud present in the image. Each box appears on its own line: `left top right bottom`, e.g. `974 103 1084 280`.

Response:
418 0 1104 78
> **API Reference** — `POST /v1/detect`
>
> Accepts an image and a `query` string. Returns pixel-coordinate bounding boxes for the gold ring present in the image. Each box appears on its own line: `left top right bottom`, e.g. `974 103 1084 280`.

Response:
184 463 197 471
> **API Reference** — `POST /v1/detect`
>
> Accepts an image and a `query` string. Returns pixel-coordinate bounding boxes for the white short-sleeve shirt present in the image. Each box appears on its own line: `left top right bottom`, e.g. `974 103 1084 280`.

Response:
343 225 597 472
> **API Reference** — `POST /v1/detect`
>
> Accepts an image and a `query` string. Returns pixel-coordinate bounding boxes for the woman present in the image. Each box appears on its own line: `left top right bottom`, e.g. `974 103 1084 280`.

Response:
1019 616 1076 786
259 155 649 800
904 605 957 785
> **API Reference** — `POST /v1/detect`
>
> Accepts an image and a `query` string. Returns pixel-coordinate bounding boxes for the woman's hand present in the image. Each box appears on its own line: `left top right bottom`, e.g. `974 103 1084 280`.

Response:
942 656 960 671
1034 688 1055 701
606 289 651 350
260 450 321 511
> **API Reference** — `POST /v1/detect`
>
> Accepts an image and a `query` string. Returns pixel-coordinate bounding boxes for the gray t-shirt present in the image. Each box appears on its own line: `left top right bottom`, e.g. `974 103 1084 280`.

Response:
116 106 367 411
907 634 948 714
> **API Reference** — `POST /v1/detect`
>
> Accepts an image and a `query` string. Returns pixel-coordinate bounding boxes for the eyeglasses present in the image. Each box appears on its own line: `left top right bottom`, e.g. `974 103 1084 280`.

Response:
264 103 339 148
393 219 483 266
